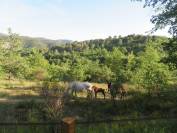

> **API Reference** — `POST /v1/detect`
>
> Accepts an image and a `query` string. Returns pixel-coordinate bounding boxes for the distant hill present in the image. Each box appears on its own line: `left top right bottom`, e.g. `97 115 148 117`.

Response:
0 33 169 51
21 36 71 49
0 33 71 49
49 34 169 53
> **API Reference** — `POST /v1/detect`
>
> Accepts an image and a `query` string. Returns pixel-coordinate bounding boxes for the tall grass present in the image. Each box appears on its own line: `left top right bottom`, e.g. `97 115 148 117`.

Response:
0 124 60 133
0 119 176 133
77 119 177 133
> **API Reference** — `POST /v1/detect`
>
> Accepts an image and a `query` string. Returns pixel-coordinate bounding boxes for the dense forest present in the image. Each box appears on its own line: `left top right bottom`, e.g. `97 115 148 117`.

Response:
0 30 176 93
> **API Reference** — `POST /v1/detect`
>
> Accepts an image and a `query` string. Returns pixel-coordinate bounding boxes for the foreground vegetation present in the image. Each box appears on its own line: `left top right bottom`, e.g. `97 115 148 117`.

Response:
77 119 177 133
0 119 176 133
0 80 176 133
0 80 176 121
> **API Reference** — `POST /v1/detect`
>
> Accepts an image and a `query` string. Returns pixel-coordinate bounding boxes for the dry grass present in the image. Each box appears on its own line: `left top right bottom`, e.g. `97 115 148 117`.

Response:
0 79 176 102
0 79 40 88
0 80 106 100
0 80 41 102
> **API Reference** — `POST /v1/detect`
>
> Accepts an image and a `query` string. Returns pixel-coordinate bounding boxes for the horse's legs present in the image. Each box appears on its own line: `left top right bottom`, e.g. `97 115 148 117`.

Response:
71 89 74 96
122 91 126 100
74 90 77 97
95 92 97 99
86 90 92 99
118 90 122 100
102 91 105 99
120 88 126 100
122 92 125 100
107 88 110 93
120 93 123 100
120 91 125 100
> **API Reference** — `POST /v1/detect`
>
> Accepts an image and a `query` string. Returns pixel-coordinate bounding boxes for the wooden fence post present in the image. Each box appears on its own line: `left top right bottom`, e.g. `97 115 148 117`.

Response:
61 117 76 133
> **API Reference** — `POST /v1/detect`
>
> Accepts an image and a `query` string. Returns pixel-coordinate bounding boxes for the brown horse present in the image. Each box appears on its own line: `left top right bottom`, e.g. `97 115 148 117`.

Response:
107 82 112 92
92 86 106 99
118 83 127 99
108 82 127 100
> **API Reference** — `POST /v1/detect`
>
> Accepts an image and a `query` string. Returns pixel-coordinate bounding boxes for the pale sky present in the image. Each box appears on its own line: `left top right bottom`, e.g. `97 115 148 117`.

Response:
0 0 170 41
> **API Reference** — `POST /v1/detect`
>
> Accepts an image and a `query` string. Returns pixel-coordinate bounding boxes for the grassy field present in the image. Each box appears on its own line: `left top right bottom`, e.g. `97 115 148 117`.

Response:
0 80 41 105
0 79 176 132
0 80 110 101
0 119 176 133
77 119 177 133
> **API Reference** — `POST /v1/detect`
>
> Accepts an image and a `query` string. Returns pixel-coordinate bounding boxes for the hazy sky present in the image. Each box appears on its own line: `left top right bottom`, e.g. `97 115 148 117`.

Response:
0 0 170 41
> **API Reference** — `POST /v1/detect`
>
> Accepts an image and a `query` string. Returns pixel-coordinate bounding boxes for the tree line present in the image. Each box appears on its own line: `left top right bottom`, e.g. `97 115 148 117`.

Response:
0 29 175 94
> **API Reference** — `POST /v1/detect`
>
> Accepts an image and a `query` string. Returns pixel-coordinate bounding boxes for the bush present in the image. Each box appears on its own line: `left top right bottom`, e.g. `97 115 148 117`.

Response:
41 81 65 97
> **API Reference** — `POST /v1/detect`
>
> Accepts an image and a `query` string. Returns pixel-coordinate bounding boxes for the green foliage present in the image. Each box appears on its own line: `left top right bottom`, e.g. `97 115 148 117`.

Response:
89 65 114 82
77 120 177 133
134 0 177 78
25 49 49 80
2 54 27 79
69 65 85 81
105 48 127 82
48 63 70 81
0 29 27 80
124 52 137 82
163 39 177 68
135 0 177 37
0 30 174 87
48 35 167 54
133 42 171 92
45 35 170 84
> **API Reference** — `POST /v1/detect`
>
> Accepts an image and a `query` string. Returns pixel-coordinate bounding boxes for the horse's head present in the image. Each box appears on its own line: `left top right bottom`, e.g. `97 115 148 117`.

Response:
87 85 94 94
92 86 99 92
107 82 112 89
91 85 96 89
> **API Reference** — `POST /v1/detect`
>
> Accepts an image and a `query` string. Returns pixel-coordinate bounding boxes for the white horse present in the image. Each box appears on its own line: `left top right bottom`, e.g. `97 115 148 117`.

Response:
67 81 93 97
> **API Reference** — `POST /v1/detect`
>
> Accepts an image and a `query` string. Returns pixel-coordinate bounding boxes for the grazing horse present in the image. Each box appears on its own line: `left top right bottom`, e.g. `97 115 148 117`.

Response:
92 86 106 99
67 81 93 97
107 82 112 92
108 82 127 100
118 83 127 99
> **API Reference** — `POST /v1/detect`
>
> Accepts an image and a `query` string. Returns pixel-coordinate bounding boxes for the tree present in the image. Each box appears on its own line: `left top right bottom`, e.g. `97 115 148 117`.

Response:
25 49 49 80
124 52 137 82
0 29 27 80
105 48 127 83
48 63 70 82
2 54 27 80
133 42 171 93
135 0 177 36
69 61 86 81
86 61 114 82
134 0 177 75
163 39 177 68
0 39 5 78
